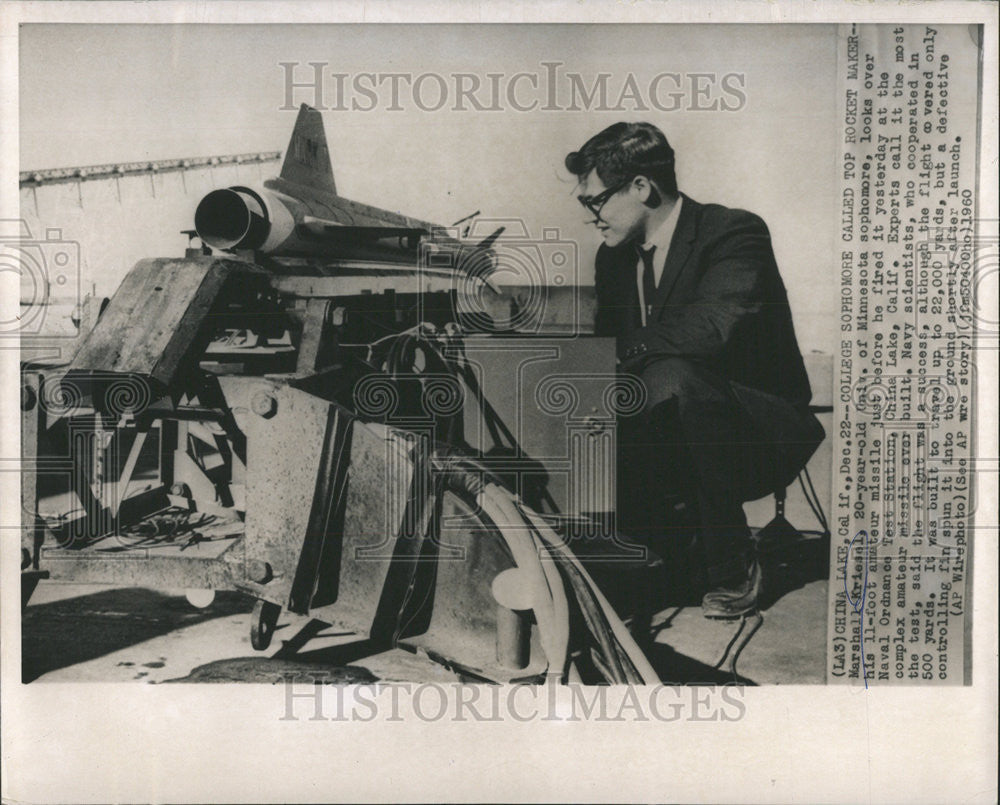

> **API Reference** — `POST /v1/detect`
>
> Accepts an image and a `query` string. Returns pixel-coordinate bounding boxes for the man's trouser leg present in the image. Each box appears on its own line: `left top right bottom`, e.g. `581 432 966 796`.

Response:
637 358 752 588
623 357 823 592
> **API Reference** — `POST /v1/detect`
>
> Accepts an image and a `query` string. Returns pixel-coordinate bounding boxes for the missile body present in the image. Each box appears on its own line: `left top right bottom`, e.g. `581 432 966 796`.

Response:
194 177 447 258
193 104 494 273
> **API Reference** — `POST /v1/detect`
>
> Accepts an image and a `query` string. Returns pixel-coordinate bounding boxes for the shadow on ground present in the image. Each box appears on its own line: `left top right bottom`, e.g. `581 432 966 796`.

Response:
22 588 254 682
162 657 378 684
634 531 829 685
644 640 758 685
23 530 829 685
163 621 386 684
755 532 829 611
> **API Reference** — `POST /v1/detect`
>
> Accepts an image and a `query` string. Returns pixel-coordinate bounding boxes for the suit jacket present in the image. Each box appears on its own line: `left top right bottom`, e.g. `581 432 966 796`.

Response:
595 193 814 409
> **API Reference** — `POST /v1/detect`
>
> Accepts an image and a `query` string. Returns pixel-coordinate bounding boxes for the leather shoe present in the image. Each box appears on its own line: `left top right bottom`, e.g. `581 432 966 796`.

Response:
701 558 762 619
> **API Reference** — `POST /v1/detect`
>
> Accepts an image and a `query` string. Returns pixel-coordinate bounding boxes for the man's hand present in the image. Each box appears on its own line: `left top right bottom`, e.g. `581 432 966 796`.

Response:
617 335 652 373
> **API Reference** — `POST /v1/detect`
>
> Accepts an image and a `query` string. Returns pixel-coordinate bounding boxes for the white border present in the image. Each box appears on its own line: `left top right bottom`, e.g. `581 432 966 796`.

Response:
1 3 996 803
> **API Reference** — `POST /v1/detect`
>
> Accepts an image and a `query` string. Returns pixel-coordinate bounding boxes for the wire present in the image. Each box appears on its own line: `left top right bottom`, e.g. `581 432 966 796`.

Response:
797 466 830 536
424 447 655 683
337 322 432 356
803 465 829 533
116 507 217 547
363 325 528 469
712 612 763 681
520 501 659 684
353 328 659 682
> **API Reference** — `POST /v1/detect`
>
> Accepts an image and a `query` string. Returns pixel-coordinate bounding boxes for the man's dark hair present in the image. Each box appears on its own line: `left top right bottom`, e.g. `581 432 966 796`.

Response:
565 122 677 197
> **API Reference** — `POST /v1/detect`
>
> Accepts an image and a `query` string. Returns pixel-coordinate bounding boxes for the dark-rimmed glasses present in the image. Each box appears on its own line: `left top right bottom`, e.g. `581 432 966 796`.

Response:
577 177 634 221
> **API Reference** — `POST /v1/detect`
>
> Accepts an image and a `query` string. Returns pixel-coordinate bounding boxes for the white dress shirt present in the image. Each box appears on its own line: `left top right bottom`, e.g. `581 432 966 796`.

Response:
636 196 683 326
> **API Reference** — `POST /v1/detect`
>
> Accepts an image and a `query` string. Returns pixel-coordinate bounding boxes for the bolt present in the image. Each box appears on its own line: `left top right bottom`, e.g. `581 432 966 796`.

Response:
247 560 273 584
329 306 347 327
251 391 278 418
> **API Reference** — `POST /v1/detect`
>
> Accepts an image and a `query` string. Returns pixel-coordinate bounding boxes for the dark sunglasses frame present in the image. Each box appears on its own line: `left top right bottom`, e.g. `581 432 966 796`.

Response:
577 177 635 221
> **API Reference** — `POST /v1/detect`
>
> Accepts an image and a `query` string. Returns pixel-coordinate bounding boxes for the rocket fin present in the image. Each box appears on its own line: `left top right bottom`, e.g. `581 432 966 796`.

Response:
279 104 337 195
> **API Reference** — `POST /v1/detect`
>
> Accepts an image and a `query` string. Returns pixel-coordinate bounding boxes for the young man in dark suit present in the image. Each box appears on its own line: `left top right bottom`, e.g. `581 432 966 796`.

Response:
566 122 824 618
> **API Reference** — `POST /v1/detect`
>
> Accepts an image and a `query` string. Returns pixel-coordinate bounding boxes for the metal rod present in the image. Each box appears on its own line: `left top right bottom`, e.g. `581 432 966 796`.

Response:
496 604 530 670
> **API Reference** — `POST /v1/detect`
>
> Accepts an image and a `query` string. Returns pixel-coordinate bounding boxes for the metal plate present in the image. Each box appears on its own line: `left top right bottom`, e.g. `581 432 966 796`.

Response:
398 490 546 682
460 336 620 517
243 385 415 636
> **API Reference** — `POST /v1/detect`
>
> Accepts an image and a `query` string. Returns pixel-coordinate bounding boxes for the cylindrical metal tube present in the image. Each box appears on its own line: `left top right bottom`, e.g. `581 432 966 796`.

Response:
492 567 533 670
495 603 530 670
194 188 270 250
195 185 297 252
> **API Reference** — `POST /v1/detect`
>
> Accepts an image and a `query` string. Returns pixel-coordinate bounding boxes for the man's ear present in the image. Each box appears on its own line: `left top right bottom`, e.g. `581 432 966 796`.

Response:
634 176 662 208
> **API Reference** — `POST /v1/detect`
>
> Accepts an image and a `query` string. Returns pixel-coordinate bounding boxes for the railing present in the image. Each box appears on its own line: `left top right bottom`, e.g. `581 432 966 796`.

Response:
19 152 281 188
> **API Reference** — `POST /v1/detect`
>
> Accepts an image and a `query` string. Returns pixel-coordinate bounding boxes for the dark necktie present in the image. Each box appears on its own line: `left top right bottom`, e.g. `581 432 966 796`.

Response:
639 245 656 325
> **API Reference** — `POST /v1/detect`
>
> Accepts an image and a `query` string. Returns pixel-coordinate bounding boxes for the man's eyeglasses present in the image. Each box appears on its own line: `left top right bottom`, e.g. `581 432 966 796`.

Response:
577 177 634 221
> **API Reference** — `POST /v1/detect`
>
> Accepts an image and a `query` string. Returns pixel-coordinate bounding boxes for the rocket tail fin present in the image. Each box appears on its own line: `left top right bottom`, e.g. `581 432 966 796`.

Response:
279 104 337 195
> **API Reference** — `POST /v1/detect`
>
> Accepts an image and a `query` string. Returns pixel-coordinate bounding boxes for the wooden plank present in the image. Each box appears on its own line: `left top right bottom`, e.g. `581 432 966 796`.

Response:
71 259 206 378
111 430 149 517
69 257 262 387
295 298 330 374
154 259 263 385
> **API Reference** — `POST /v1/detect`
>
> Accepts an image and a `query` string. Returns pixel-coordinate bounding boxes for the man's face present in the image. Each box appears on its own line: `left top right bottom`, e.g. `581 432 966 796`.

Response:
577 170 646 248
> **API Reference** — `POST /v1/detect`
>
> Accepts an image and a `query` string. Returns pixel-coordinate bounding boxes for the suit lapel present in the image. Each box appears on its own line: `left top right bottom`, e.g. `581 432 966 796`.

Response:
651 194 699 316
